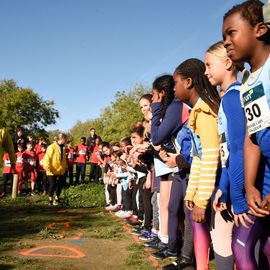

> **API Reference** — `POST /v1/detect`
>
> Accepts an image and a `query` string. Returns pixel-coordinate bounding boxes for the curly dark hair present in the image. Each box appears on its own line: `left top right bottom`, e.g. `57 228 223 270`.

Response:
224 0 263 27
174 58 220 115
152 75 175 119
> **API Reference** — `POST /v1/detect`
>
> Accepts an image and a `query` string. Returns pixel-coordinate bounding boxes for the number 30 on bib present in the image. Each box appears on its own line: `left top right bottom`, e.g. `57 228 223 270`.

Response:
243 84 270 135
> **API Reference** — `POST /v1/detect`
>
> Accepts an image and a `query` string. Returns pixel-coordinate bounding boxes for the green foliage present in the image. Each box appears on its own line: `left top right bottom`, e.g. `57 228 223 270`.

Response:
69 84 150 144
0 80 59 135
63 184 105 208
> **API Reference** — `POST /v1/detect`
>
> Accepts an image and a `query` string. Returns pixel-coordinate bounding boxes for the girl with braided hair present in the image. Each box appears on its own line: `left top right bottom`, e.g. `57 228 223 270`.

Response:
173 58 220 270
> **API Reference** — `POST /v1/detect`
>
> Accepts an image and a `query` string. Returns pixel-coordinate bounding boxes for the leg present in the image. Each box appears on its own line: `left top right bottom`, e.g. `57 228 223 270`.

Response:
75 164 80 185
188 211 211 270
210 209 234 270
81 163 86 183
151 191 159 232
159 177 173 243
68 165 74 185
48 175 57 202
168 178 183 251
55 175 65 199
143 187 153 229
232 215 262 270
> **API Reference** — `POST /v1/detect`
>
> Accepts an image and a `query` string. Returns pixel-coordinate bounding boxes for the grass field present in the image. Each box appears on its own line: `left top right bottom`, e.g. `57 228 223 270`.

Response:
0 174 216 270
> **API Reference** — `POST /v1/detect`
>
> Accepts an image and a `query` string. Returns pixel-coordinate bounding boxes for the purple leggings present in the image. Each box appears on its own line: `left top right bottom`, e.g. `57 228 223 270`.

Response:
232 214 270 270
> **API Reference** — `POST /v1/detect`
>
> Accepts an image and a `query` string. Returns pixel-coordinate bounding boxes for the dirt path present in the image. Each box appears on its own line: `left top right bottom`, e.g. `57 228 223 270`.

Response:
0 207 158 270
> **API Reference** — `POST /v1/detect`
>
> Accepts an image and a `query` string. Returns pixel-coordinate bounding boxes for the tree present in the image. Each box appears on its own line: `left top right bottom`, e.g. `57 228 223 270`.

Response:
68 84 150 144
0 80 59 136
98 85 149 142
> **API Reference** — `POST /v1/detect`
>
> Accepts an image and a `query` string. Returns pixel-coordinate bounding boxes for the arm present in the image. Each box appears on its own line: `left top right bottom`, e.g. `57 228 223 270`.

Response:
151 100 183 145
192 113 219 209
223 91 249 214
244 131 269 216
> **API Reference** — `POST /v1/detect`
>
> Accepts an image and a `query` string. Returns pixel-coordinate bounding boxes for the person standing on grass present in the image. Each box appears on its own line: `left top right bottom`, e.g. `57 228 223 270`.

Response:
87 128 97 154
66 140 76 186
75 137 89 185
90 136 102 183
43 133 67 206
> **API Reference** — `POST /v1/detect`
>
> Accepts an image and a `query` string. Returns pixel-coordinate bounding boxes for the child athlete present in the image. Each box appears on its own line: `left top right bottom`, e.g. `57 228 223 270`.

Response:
205 41 245 270
174 58 220 270
223 1 270 268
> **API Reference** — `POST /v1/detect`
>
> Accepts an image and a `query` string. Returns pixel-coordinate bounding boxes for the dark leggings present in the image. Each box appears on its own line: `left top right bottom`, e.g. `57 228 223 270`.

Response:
2 173 13 193
90 163 101 183
126 186 133 211
76 163 86 184
132 182 139 216
138 178 145 221
36 171 47 192
168 175 193 258
232 214 270 270
48 175 65 198
67 165 74 185
107 185 117 205
143 185 152 229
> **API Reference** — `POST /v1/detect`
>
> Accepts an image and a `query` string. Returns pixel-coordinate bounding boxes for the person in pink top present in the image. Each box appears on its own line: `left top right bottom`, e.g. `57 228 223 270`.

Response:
90 136 102 183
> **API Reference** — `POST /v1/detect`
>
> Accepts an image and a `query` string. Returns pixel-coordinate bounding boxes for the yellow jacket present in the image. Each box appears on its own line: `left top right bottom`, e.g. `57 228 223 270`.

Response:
185 100 219 209
43 141 67 176
0 128 16 164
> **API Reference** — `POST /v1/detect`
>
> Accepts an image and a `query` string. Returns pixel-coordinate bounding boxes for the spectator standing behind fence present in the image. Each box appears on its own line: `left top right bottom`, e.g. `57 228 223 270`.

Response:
43 133 67 207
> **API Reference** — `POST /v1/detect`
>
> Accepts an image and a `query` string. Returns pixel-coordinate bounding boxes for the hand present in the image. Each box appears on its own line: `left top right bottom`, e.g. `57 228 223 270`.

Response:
234 213 254 229
213 189 227 212
246 185 269 217
144 178 151 189
159 149 168 161
192 205 206 223
128 181 132 190
261 193 270 214
164 153 178 168
185 200 194 211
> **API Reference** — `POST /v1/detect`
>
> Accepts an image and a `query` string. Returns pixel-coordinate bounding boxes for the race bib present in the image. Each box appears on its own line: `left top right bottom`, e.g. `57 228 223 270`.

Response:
17 157 23 163
4 160 11 167
243 84 270 135
79 150 86 155
219 133 229 168
68 153 74 159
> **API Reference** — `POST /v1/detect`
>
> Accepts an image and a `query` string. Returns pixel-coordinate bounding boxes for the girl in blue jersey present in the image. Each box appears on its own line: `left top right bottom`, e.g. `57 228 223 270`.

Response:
205 40 245 270
223 1 270 268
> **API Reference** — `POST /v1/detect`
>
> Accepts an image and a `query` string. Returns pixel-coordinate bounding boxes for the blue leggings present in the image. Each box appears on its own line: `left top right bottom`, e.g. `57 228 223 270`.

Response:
232 214 270 270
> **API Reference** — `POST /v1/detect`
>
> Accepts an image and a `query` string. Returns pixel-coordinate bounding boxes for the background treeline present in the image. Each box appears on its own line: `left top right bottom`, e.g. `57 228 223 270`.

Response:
0 80 150 143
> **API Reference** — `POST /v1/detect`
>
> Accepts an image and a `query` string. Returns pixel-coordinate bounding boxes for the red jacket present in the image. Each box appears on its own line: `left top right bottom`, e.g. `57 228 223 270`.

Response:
91 145 101 164
76 144 89 164
34 144 42 155
37 151 46 172
15 152 24 169
23 150 37 170
66 147 75 166
3 153 12 174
